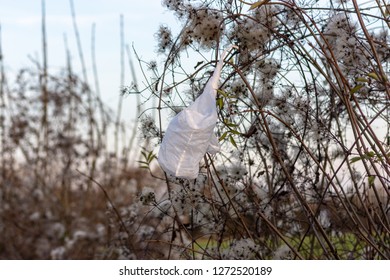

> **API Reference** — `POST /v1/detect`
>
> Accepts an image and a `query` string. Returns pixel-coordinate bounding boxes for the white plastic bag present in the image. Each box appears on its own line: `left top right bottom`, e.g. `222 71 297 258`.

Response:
158 48 233 179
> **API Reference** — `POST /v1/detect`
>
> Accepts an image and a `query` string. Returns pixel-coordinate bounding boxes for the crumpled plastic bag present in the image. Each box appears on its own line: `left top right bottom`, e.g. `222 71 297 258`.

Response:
158 48 234 179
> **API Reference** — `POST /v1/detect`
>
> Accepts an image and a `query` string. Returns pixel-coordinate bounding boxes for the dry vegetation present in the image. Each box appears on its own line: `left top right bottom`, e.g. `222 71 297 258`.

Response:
0 56 165 259
1 0 390 259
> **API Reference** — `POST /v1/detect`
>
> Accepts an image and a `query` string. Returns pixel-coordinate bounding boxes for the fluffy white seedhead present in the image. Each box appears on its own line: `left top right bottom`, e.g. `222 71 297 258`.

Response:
181 8 224 49
156 25 173 53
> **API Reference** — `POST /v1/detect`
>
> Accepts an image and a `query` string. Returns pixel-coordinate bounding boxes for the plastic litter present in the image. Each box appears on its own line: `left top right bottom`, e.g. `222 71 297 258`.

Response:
158 47 235 179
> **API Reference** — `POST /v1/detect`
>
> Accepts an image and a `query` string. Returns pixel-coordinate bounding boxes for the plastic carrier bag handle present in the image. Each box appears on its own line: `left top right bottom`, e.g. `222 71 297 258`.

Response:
210 45 238 94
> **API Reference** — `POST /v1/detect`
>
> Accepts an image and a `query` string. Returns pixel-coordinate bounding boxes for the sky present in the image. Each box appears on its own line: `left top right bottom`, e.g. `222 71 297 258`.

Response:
1 1 387 143
0 0 178 122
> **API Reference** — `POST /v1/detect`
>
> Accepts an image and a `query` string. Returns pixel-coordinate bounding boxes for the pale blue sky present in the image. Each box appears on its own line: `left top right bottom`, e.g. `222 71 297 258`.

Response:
0 0 178 120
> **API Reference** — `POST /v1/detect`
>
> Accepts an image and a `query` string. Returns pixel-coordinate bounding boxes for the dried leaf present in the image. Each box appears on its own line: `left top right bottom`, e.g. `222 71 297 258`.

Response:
355 77 369 83
219 131 228 142
368 175 375 186
229 135 238 148
226 122 238 128
249 0 270 10
367 72 379 81
194 61 204 69
350 84 364 94
350 156 362 163
217 97 224 110
230 129 241 134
